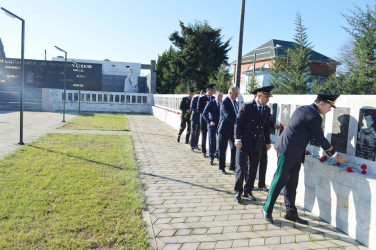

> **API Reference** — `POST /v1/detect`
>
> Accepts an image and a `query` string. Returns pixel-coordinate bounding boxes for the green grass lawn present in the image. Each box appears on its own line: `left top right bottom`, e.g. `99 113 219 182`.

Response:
58 113 129 131
0 133 148 249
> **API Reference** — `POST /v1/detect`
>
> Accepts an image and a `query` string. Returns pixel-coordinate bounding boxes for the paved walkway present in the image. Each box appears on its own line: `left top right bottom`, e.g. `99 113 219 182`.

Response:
0 111 77 159
128 114 366 250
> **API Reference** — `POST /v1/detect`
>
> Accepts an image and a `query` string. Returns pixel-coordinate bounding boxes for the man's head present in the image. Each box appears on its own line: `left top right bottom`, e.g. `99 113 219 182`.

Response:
200 89 206 96
215 90 223 102
314 94 340 115
205 84 216 96
363 114 374 128
188 89 195 99
228 86 240 100
253 86 274 106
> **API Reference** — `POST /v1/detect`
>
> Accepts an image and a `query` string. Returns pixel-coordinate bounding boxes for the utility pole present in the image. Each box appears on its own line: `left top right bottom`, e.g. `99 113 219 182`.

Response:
235 0 245 89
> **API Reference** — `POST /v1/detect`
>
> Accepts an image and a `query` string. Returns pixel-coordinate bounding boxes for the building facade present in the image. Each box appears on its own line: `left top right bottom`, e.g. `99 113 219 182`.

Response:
232 39 338 94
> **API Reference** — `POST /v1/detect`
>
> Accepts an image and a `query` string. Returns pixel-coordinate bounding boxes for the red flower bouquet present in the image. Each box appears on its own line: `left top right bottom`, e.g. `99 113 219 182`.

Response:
347 167 353 172
280 125 284 130
319 156 328 162
305 150 310 155
336 161 341 166
361 164 367 174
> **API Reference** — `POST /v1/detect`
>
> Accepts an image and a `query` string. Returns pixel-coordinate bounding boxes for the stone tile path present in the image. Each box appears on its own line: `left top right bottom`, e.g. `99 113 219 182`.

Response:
128 114 367 250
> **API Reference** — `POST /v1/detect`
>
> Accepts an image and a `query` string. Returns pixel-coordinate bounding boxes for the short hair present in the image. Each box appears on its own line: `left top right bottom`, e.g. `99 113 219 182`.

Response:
215 90 223 94
229 86 239 93
314 98 325 104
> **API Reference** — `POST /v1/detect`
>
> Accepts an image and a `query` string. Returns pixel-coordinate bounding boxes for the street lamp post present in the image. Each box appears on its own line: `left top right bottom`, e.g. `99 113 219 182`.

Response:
1 7 25 145
54 46 67 122
235 0 246 89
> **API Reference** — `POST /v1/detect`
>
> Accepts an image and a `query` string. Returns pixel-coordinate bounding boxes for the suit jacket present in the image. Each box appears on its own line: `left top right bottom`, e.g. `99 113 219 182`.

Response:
275 103 335 163
235 100 271 152
203 99 221 131
218 96 238 136
179 96 192 119
190 95 200 122
198 95 214 113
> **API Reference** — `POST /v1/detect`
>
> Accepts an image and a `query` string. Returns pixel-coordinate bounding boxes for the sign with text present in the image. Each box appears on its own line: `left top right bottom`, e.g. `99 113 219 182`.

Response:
0 58 102 91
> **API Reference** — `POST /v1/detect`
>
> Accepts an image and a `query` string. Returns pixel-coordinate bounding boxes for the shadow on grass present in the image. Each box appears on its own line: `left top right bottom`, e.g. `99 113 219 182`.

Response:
28 144 124 170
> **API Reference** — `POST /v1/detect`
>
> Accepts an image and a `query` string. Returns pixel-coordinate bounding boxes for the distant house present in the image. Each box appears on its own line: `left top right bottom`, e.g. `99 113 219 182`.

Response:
231 39 339 93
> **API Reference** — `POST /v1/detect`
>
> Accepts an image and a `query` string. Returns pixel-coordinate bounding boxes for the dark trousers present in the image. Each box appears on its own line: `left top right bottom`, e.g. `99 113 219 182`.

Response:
258 144 268 187
263 153 301 215
200 115 208 153
218 132 236 170
234 147 261 196
208 127 217 159
190 119 200 148
178 115 191 143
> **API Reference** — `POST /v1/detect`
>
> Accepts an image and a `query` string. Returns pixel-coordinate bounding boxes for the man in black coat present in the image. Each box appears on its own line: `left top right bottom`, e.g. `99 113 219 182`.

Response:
177 89 194 144
203 90 223 165
197 84 215 157
190 89 205 151
262 94 348 225
217 86 240 174
234 86 273 203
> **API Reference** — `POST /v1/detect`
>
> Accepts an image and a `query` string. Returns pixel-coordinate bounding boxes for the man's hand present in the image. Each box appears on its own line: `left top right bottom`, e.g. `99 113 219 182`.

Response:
335 154 347 164
274 124 281 130
210 121 215 126
266 144 271 150
235 141 242 148
187 109 192 113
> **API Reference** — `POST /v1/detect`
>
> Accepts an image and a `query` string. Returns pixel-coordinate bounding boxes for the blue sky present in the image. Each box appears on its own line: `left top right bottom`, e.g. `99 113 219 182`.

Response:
0 0 373 65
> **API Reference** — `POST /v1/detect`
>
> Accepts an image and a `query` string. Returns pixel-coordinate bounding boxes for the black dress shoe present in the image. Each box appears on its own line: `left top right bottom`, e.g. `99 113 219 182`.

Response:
202 153 206 158
177 136 180 143
219 169 226 174
285 214 309 225
195 146 201 150
259 186 269 191
262 209 274 223
228 167 235 171
243 191 257 201
191 147 194 151
209 158 214 165
235 195 241 203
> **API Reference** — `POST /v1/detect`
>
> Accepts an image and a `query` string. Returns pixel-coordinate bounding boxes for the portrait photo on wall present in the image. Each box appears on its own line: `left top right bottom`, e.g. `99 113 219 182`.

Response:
280 104 291 128
356 109 376 161
331 108 350 154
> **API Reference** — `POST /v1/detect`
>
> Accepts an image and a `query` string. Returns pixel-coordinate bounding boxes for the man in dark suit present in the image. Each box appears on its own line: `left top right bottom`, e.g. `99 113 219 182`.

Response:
217 86 240 174
262 94 348 225
177 89 194 144
203 90 223 165
234 86 273 203
198 84 215 157
190 89 205 151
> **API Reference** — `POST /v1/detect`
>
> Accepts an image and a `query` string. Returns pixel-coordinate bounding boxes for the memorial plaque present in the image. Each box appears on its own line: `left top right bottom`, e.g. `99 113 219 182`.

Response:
310 114 325 147
356 109 376 161
331 108 350 154
0 58 102 91
280 104 291 127
269 103 277 135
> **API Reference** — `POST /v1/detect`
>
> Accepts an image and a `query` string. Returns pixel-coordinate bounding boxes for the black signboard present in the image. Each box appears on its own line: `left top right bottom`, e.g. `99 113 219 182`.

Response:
0 58 102 91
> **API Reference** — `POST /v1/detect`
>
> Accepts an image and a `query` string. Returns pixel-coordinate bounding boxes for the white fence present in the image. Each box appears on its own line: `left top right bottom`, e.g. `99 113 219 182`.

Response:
42 88 153 113
152 93 376 248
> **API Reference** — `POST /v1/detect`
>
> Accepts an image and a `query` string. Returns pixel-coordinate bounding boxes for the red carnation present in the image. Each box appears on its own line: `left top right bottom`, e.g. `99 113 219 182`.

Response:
280 125 284 130
361 164 367 170
347 167 353 172
305 150 310 155
319 156 328 162
206 101 209 104
362 170 367 174
336 162 341 166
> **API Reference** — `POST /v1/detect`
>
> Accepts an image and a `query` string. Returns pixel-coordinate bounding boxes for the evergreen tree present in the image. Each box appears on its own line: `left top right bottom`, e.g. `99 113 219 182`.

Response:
271 11 313 94
169 21 231 91
0 38 5 59
342 4 376 94
155 46 178 94
208 64 232 93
